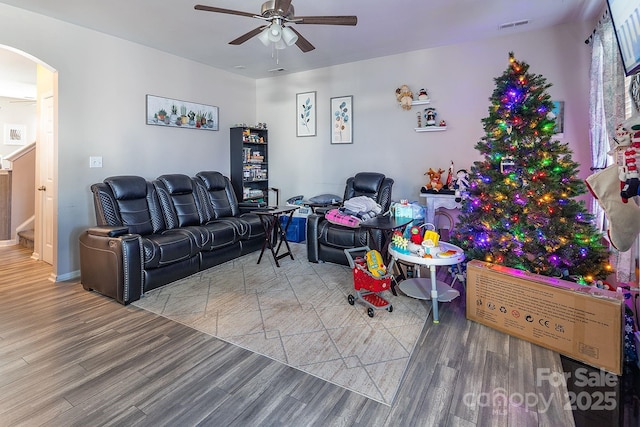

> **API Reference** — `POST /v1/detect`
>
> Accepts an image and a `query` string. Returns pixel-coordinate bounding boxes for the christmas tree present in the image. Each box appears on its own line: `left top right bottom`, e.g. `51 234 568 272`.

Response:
450 52 611 282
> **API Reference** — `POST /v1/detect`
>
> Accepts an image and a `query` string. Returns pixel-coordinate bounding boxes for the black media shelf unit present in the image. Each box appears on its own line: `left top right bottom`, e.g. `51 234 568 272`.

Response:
230 126 269 204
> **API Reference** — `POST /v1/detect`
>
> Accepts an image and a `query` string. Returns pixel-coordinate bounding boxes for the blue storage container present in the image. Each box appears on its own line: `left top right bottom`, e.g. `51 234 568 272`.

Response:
279 216 306 243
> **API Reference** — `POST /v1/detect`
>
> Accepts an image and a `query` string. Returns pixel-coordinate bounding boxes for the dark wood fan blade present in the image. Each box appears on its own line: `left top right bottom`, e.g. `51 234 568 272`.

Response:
274 0 292 15
289 27 315 52
229 26 266 45
295 16 357 26
194 5 255 18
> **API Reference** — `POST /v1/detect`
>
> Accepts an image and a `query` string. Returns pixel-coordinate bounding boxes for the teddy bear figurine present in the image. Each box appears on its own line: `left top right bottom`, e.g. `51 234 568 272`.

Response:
395 85 414 110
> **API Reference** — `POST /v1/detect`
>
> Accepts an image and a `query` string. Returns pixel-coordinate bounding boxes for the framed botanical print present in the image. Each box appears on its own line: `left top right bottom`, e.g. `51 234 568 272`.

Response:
296 91 316 137
330 96 352 144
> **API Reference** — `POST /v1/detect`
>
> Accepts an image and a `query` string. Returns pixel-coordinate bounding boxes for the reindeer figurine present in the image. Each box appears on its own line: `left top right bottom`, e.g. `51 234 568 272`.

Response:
424 168 445 192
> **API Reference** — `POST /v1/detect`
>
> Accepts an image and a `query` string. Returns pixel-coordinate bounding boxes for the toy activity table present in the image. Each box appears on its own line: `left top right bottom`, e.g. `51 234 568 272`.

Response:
388 241 464 323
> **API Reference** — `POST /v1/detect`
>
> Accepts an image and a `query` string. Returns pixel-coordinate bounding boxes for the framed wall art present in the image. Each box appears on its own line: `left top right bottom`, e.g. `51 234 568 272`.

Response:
296 91 316 137
330 95 353 144
146 95 218 131
551 101 564 136
4 124 27 145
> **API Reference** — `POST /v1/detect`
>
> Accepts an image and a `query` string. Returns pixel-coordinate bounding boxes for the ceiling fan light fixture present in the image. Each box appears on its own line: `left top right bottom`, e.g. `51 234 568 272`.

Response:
281 26 298 46
274 39 287 50
268 23 282 42
258 26 271 46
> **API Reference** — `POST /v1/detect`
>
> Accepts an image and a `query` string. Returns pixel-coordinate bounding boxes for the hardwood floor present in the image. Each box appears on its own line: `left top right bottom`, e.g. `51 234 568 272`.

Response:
0 245 578 426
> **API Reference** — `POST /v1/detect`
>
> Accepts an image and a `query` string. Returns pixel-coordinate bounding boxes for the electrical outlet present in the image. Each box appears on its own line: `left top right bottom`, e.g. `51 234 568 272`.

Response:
89 156 102 168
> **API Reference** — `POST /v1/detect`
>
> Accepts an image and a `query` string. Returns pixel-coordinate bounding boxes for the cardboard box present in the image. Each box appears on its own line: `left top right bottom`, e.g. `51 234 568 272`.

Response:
279 216 306 243
466 260 624 375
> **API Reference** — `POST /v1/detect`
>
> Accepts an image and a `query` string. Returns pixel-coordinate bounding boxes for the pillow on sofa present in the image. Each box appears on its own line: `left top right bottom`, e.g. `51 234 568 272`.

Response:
309 194 342 205
325 208 361 228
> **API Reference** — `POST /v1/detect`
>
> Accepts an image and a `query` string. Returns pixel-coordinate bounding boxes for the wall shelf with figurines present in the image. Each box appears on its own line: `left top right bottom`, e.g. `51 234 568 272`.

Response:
396 84 447 132
415 126 447 132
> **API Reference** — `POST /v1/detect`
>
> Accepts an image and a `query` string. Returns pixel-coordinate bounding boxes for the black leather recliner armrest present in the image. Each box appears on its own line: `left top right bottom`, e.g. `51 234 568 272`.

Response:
86 226 129 237
312 206 333 216
79 230 143 305
306 213 321 263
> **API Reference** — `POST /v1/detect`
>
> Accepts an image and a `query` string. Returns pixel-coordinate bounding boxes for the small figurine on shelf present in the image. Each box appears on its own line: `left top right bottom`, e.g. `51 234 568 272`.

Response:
417 88 429 101
395 84 414 110
439 120 447 127
416 111 422 128
424 107 437 126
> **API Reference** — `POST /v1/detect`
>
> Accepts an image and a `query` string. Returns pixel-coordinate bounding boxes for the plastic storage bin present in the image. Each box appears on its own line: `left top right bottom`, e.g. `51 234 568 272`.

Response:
279 216 306 243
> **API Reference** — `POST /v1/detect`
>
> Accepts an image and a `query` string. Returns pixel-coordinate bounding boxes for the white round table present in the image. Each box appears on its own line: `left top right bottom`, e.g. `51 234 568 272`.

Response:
388 241 465 323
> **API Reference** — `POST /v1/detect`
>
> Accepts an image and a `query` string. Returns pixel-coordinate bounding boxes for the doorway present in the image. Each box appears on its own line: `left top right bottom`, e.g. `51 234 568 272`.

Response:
0 46 57 271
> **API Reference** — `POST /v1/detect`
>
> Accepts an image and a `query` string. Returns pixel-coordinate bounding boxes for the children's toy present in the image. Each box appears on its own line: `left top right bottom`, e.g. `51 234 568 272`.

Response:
424 168 445 191
391 230 410 253
345 247 393 318
409 225 422 244
365 249 387 277
395 85 414 110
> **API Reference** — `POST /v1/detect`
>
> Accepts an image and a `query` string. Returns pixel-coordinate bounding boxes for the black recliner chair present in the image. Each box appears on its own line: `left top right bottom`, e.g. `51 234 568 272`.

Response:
306 172 394 265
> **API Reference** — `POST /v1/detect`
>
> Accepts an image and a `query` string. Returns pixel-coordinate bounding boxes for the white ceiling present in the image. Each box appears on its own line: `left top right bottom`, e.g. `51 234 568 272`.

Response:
0 0 604 85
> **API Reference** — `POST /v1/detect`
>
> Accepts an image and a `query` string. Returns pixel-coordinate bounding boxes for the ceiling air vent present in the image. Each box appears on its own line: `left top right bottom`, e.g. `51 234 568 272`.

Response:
268 67 286 73
499 19 530 30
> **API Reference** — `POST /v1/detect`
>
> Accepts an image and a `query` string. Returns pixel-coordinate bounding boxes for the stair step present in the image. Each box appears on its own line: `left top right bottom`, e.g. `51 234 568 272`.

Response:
18 229 34 250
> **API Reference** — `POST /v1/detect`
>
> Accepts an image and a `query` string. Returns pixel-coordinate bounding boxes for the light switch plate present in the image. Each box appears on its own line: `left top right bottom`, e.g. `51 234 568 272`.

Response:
89 156 103 168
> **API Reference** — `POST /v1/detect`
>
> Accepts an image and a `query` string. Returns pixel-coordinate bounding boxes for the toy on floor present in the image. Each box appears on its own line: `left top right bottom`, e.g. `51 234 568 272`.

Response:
365 249 387 277
345 247 393 318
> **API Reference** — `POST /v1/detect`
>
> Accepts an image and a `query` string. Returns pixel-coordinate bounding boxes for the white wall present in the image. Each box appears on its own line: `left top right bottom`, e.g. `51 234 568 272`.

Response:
0 3 257 277
257 22 594 204
0 97 36 163
0 1 596 278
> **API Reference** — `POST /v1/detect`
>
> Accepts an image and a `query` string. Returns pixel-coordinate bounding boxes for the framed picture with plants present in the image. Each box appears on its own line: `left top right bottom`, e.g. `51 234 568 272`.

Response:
296 91 316 137
146 95 218 131
330 95 352 144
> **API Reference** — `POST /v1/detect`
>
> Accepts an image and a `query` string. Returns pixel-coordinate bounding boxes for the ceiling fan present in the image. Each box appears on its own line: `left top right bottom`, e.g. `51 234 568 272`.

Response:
194 0 357 52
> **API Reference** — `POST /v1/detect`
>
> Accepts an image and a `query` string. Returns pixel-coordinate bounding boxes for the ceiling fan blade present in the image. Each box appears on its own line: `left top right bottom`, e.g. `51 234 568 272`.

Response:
229 26 266 45
274 0 292 15
289 27 315 53
194 5 255 18
295 16 357 26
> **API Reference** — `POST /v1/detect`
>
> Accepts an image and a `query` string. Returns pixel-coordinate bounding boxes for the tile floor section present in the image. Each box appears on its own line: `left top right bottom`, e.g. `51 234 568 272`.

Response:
133 243 431 405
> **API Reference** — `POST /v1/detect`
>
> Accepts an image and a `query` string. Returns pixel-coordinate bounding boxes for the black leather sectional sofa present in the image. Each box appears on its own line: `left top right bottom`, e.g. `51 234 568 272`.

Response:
79 171 266 305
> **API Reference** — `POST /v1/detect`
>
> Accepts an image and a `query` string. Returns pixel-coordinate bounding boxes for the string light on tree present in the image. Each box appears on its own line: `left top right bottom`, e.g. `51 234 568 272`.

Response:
451 52 611 282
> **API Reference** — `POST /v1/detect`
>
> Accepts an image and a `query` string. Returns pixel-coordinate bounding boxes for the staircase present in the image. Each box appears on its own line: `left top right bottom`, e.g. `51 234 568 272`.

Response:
18 229 34 250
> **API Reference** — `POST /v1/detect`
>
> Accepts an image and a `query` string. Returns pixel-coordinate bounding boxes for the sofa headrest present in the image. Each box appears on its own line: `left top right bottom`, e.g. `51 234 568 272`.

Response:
352 172 385 194
196 171 227 191
156 174 193 195
104 176 148 200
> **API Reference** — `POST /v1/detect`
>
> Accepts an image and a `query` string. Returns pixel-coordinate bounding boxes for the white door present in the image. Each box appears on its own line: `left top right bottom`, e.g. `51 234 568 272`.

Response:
40 94 54 265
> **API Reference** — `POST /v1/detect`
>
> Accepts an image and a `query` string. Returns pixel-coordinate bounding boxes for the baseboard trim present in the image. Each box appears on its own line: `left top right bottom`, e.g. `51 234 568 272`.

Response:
53 270 81 282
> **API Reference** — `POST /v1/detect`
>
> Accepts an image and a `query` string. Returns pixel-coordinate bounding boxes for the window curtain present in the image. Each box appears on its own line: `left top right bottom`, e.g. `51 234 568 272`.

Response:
588 12 635 283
